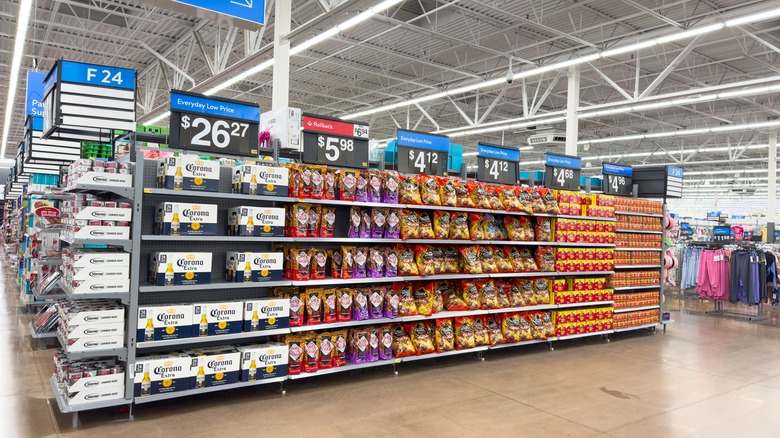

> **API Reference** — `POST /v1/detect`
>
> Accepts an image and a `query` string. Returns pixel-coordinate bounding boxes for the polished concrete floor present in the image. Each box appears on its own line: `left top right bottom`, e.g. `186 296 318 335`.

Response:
4 261 780 437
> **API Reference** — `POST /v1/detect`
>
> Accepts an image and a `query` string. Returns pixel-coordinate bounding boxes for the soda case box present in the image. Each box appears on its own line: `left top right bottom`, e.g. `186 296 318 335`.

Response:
62 335 124 353
137 304 194 342
66 251 130 268
243 298 290 332
236 343 289 381
227 206 285 237
155 202 218 236
69 265 130 281
57 301 124 325
192 302 244 336
185 347 241 388
60 322 125 340
66 378 126 404
231 164 289 196
150 252 212 286
134 353 192 396
226 252 284 282
156 155 219 192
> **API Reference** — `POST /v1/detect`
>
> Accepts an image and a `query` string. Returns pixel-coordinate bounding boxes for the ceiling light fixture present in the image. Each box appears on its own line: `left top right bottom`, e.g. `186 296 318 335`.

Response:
1 0 33 158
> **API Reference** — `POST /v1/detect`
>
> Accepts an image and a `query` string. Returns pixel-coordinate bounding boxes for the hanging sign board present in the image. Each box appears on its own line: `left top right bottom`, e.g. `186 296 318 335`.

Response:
396 129 449 176
602 162 633 196
302 114 369 169
544 153 581 191
666 165 684 198
476 143 520 185
26 71 45 117
42 60 136 139
24 116 80 167
169 90 260 157
172 0 265 25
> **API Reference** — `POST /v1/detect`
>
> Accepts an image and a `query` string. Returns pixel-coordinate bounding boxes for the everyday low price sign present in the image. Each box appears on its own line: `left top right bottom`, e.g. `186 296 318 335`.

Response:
544 153 581 191
396 129 449 176
602 162 633 196
476 142 519 185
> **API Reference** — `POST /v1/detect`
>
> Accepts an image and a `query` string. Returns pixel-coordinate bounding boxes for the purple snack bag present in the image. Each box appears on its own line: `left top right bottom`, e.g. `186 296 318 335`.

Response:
385 209 401 239
384 246 398 278
368 170 382 202
379 326 394 360
353 247 368 278
384 288 399 318
371 208 387 239
348 206 361 238
381 171 400 204
368 248 385 278
368 328 380 362
355 170 369 202
359 210 372 239
350 331 370 364
369 286 385 318
352 287 370 320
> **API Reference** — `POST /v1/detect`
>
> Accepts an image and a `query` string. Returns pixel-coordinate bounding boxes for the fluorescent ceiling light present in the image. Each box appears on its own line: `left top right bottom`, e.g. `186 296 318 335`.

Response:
1 0 33 158
725 7 780 27
686 169 780 176
601 40 657 58
579 120 780 145
656 23 725 43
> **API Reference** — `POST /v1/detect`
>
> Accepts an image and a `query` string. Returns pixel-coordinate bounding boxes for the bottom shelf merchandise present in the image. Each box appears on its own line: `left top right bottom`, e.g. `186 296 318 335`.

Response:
52 351 126 406
553 307 614 337
613 309 660 329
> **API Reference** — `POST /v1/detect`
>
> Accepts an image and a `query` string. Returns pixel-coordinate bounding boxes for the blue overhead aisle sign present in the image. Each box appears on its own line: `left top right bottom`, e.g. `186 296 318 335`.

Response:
25 71 45 117
173 0 266 25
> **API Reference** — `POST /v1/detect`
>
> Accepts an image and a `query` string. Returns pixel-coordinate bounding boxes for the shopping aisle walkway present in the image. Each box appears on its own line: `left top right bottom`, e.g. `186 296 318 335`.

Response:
4 258 780 438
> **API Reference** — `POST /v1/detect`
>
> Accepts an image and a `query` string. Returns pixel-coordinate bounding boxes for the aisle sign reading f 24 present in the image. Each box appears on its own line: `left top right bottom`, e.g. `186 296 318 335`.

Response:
544 153 581 191
173 0 265 25
396 129 449 176
169 90 260 156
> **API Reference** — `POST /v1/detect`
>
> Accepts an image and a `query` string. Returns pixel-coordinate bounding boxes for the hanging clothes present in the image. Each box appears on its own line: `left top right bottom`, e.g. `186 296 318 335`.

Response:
697 249 730 302
681 246 702 290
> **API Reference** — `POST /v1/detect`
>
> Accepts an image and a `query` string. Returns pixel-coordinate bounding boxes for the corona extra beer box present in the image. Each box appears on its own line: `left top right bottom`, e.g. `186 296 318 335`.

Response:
231 164 289 196
150 252 212 286
156 155 219 192
192 301 243 336
137 305 194 342
155 202 218 236
185 347 241 388
134 353 192 396
226 252 284 282
237 343 289 381
243 298 290 332
227 206 285 237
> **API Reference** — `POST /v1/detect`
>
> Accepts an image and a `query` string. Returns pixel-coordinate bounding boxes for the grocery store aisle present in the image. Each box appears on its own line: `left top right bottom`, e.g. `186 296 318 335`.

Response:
4 260 780 437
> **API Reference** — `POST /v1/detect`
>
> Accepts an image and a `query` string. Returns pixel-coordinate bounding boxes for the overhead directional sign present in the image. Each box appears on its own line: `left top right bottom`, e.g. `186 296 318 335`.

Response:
666 165 683 198
476 142 520 185
396 129 449 176
173 0 265 25
544 153 581 191
602 162 633 196
169 90 260 156
302 114 369 169
26 71 45 117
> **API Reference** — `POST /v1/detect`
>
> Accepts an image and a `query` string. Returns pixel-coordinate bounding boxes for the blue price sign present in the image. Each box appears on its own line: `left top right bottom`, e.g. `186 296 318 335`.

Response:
58 60 135 90
171 91 259 122
396 129 449 175
602 162 633 196
476 142 520 185
667 166 684 178
602 163 633 177
173 0 266 25
544 153 581 191
25 71 45 117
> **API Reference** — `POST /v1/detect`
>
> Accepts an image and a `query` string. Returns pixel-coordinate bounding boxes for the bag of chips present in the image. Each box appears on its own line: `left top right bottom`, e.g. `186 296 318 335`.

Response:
478 246 497 273
290 204 310 238
459 245 482 274
473 316 490 346
435 319 455 353
310 248 328 280
285 288 304 327
449 212 470 240
495 282 511 308
482 214 503 240
461 280 481 310
337 288 353 322
530 188 545 213
323 168 337 200
304 288 323 325
454 317 476 350
536 246 555 272
307 205 321 237
535 217 552 242
384 246 399 277
317 332 334 369
541 312 554 338
332 330 347 367
382 171 400 204
527 312 546 340
414 245 436 276
430 281 446 313
348 207 361 238
367 327 380 363
408 321 435 355
372 208 388 239
492 246 513 273
400 175 422 204
506 246 524 272
319 207 336 238
397 245 420 276
286 163 299 198
299 166 313 199
384 287 400 318
437 176 457 207
420 174 442 206
368 247 385 278
369 286 385 319
418 212 435 239
355 170 369 203
444 283 470 311
466 180 489 208
413 282 435 316
469 214 486 241
368 170 382 203
500 280 523 307
539 188 560 214
431 246 444 274
310 165 325 199
291 247 311 281
455 180 475 208
379 325 394 360
360 209 372 239
286 335 303 375
516 187 534 214
432 210 450 240
400 210 420 239
534 278 551 304
303 336 320 373
352 287 370 321
515 278 536 306
518 314 533 341
386 209 401 239
521 248 539 271
396 282 418 316
391 324 416 358
442 247 459 273
487 186 504 210
501 313 522 343
347 329 370 364
353 247 369 278
339 169 358 201
486 315 505 346
499 185 520 211
505 216 525 241
341 246 355 279
477 279 500 309
321 290 337 324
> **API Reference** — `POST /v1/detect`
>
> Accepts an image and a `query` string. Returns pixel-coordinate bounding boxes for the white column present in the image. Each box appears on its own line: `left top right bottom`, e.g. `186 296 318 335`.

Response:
565 65 580 156
768 129 777 223
272 0 291 110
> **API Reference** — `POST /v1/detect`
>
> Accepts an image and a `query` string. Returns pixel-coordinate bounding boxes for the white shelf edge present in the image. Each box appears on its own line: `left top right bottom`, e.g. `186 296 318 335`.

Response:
614 323 659 332
614 265 662 269
613 285 661 291
288 359 397 380
136 328 292 349
615 211 664 218
556 301 614 309
133 376 287 404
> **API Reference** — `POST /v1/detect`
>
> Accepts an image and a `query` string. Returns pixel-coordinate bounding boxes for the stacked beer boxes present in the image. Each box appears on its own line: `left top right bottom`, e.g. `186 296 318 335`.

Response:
60 249 131 294
56 300 125 354
52 351 125 404
59 193 132 242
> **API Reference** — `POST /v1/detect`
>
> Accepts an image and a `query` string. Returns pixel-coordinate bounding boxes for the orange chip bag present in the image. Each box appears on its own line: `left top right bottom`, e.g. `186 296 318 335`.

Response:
487 186 503 210
413 282 435 316
435 318 455 352
530 188 545 213
454 317 476 350
400 209 420 239
539 188 560 214
535 217 552 242
433 210 450 240
536 246 555 272
468 180 491 209
461 280 482 310
492 246 513 273
499 185 520 211
455 180 475 207
469 214 486 241
414 245 436 276
391 324 416 358
516 187 534 214
486 315 505 346
437 176 457 207
397 245 420 276
449 212 470 240
395 282 418 316
478 245 497 273
417 212 435 239
420 174 441 206
458 245 482 274
476 279 500 309
400 175 422 204
408 321 435 355
473 315 490 346
501 313 522 343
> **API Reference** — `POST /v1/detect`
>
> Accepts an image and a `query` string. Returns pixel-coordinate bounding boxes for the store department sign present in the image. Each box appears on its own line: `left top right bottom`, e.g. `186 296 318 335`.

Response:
25 71 45 117
173 0 265 25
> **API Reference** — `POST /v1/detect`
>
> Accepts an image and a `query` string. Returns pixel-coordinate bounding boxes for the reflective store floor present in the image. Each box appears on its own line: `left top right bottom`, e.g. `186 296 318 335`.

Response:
4 259 780 438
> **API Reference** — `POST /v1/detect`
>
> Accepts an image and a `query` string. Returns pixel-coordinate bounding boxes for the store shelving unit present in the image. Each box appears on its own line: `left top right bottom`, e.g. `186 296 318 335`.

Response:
615 229 663 235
